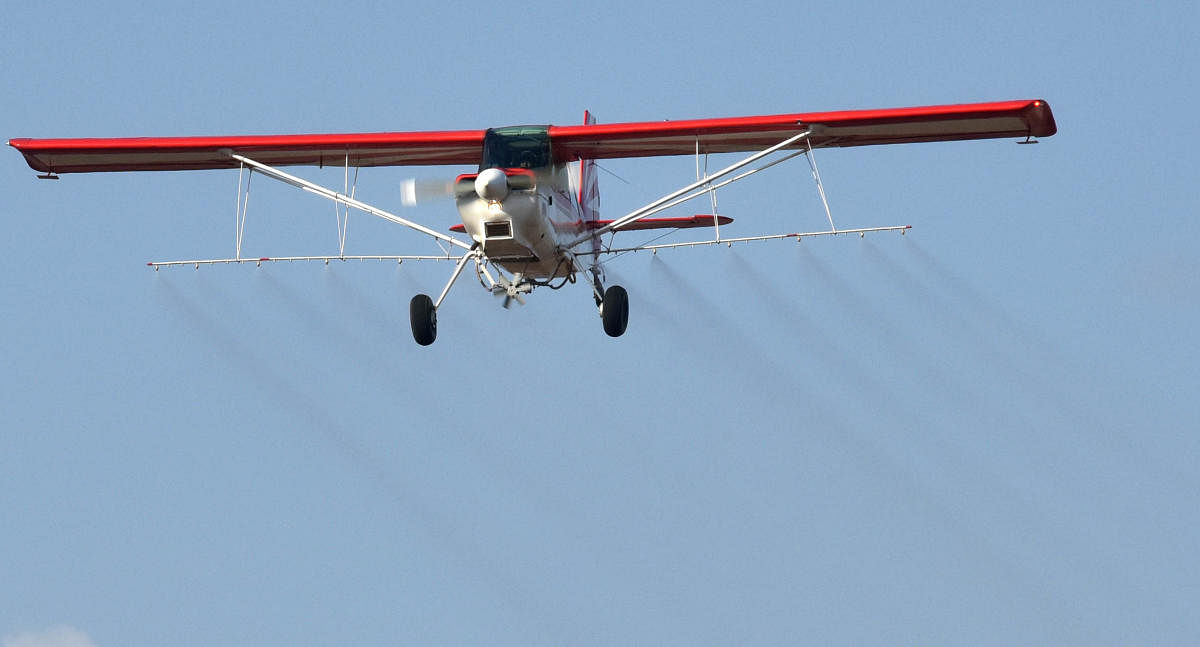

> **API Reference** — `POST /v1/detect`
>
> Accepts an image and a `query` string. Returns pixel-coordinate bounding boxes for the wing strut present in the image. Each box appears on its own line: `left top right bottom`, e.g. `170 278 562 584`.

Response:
234 162 251 260
335 153 358 257
806 137 836 232
578 126 913 263
226 152 472 251
620 147 812 226
695 140 722 242
568 128 813 247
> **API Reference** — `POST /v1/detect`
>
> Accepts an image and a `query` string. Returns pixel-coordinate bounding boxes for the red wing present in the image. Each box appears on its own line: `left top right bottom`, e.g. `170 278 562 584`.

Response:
8 130 485 174
10 99 1056 174
550 99 1056 160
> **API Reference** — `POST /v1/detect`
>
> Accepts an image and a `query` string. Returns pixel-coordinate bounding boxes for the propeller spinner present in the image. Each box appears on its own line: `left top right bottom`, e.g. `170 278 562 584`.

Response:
473 167 509 202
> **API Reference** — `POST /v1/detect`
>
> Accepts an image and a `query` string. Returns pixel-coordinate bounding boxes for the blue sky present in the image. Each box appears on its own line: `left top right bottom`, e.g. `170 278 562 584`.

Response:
2 2 1197 645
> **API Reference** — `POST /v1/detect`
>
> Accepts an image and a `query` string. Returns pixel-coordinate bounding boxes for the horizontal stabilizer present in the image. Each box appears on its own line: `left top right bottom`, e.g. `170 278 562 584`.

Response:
593 215 732 231
449 215 731 234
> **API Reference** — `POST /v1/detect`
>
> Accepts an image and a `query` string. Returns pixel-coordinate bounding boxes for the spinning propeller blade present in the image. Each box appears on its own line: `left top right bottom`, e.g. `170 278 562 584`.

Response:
491 273 527 309
399 178 456 207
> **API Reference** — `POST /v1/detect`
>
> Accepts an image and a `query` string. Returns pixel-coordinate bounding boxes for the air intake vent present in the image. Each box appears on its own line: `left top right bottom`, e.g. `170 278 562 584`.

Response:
484 221 512 238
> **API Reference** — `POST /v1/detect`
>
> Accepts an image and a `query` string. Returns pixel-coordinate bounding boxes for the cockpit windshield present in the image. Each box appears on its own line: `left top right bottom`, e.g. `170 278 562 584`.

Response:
480 126 551 171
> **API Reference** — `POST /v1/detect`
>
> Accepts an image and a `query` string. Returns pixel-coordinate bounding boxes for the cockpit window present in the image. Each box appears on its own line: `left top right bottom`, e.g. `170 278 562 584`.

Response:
480 126 551 171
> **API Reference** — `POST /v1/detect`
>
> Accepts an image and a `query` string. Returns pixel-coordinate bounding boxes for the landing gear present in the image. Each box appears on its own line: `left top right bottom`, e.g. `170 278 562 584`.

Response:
601 285 629 337
410 294 437 346
589 269 628 339
408 248 477 346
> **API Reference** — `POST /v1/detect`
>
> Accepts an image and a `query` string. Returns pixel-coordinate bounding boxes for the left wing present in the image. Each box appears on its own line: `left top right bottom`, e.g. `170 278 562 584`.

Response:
8 130 485 174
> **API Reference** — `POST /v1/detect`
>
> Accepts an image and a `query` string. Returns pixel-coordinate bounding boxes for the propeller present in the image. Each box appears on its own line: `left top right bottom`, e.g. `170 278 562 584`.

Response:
401 168 514 207
399 178 456 207
491 272 530 309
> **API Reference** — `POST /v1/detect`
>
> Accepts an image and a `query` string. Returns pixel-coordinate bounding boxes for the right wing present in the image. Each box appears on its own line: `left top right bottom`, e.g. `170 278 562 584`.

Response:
550 99 1056 160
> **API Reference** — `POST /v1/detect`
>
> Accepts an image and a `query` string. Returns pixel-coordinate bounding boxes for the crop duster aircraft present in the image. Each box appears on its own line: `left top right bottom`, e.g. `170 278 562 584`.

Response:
10 99 1056 345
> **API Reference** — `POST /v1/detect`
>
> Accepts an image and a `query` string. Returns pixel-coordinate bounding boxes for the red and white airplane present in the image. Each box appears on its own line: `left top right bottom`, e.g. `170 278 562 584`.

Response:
10 99 1056 345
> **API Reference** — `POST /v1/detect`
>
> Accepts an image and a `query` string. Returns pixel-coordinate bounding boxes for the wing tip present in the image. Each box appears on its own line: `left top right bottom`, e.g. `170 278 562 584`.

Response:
1027 99 1058 137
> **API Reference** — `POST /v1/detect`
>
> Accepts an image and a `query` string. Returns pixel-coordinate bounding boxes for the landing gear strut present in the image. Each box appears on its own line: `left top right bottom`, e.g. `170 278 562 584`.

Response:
408 248 477 346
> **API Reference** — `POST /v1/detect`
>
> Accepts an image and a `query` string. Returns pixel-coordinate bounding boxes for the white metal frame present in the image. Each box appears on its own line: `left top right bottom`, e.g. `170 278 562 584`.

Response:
150 150 474 268
226 152 471 251
148 129 910 314
147 254 460 270
569 127 908 263
598 225 909 257
568 128 815 246
234 162 251 260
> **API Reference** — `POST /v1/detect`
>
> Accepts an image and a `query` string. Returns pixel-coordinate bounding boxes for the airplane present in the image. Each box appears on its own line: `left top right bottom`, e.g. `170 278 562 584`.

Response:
9 99 1056 345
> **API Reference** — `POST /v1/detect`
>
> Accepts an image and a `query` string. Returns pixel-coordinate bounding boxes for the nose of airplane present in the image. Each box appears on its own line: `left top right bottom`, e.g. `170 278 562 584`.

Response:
474 167 509 202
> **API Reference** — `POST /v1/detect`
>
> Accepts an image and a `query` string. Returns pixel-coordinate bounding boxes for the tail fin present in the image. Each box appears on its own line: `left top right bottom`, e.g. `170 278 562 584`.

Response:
579 110 600 224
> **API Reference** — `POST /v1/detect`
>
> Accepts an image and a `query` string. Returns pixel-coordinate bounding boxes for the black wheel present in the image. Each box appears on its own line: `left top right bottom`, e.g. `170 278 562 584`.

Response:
601 285 629 337
409 294 437 346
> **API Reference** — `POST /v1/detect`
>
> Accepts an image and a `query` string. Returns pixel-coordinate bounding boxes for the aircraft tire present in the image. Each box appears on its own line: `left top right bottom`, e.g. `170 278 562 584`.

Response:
410 294 437 346
601 285 629 337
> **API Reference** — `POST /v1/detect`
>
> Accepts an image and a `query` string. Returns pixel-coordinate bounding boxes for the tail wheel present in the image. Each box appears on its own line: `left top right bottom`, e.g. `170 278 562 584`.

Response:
601 285 629 337
409 294 437 346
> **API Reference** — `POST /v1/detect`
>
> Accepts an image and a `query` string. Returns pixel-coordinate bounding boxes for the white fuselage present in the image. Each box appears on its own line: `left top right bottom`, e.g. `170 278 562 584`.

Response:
454 161 592 278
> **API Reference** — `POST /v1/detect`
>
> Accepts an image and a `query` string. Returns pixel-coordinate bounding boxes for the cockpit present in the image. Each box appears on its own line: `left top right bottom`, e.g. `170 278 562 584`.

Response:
480 126 551 171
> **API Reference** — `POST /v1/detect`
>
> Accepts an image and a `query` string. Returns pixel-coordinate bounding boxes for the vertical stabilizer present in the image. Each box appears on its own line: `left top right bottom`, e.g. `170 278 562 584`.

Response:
580 111 603 280
579 110 600 224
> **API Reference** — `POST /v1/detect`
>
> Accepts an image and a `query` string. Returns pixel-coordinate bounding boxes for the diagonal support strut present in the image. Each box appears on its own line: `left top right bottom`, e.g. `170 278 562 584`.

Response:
226 152 471 251
568 127 814 248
